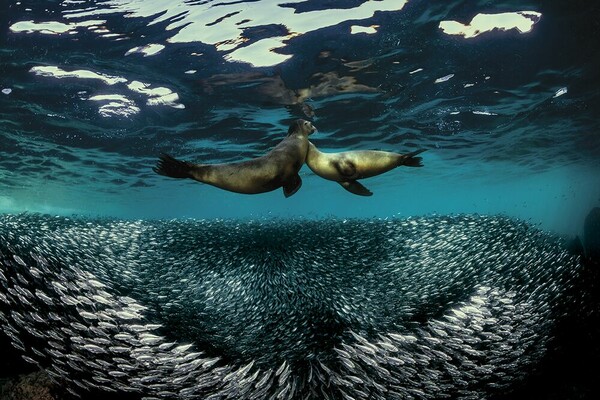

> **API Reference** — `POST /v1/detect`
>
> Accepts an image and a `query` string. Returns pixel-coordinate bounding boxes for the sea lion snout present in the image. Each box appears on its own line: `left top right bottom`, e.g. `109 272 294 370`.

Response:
289 119 317 136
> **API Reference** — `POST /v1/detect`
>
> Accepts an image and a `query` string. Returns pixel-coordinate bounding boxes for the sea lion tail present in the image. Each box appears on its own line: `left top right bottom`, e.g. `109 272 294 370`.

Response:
154 154 194 179
401 149 427 167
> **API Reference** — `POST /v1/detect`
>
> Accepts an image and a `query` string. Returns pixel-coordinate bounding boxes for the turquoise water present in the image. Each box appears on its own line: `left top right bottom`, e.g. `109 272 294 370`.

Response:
0 0 598 235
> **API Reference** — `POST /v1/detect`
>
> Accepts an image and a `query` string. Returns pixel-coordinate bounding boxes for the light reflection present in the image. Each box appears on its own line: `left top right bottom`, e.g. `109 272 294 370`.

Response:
9 19 106 35
124 44 166 57
88 94 140 118
472 110 498 116
30 66 127 85
127 81 185 109
61 0 408 67
440 11 541 39
224 38 292 67
29 66 184 115
350 25 379 35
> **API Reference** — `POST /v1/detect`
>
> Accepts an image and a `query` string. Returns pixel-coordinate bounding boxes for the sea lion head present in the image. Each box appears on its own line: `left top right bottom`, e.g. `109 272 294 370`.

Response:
288 119 317 136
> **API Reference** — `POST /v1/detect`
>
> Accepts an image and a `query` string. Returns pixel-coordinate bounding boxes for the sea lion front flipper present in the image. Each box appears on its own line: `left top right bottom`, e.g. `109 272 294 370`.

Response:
283 174 302 198
335 159 357 178
339 180 373 196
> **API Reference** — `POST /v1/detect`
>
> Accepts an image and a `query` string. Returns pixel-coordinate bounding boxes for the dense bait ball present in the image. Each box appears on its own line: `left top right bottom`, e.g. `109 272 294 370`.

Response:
0 214 588 399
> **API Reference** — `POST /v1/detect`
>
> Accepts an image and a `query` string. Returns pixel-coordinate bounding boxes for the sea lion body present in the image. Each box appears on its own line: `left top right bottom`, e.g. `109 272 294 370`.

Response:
155 119 316 197
306 141 425 196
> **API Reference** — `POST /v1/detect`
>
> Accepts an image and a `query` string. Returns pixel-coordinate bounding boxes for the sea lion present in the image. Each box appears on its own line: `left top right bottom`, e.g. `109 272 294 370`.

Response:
305 141 426 196
154 119 316 197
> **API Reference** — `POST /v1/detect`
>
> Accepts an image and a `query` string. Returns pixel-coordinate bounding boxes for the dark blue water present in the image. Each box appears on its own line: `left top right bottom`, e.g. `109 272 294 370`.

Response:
0 0 598 233
1 1 600 399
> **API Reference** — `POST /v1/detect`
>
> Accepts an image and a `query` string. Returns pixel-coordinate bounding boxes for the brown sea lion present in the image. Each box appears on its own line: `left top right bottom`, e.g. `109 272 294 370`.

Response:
305 141 425 196
154 120 316 197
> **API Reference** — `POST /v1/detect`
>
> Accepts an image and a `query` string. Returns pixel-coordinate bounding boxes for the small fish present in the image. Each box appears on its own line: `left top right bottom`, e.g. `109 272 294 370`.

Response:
78 310 98 320
12 254 27 266
50 280 68 293
115 310 141 320
98 321 117 330
172 344 193 354
21 355 39 365
66 387 81 398
139 333 163 345
91 294 112 305
109 345 130 353
83 344 106 354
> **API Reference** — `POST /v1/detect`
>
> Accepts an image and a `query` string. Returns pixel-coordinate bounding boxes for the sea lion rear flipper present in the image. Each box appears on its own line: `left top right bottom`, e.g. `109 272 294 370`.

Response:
339 180 373 196
154 154 194 179
283 174 302 198
401 149 427 167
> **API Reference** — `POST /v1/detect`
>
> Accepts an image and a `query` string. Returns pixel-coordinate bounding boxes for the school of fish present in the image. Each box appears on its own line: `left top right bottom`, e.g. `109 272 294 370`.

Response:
0 213 590 399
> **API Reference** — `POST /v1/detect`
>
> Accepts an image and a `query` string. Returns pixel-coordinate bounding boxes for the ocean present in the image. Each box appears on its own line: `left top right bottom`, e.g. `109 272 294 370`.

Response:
1 0 599 399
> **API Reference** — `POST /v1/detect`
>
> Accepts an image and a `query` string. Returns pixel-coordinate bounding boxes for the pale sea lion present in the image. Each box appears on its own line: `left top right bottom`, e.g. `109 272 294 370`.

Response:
154 119 316 197
305 141 426 196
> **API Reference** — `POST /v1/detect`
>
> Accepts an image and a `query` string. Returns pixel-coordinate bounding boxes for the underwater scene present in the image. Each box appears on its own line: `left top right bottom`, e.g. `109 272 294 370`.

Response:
1 0 599 399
